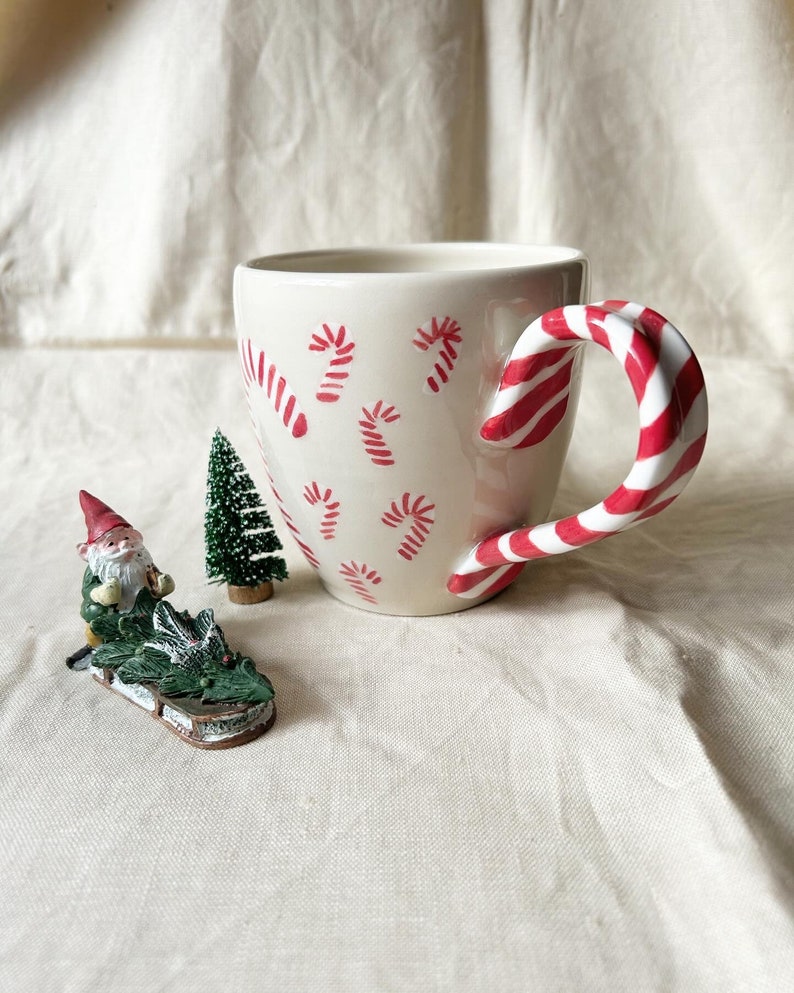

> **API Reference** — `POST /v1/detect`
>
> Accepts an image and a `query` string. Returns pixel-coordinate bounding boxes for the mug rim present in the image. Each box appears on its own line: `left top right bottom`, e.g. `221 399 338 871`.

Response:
239 242 587 276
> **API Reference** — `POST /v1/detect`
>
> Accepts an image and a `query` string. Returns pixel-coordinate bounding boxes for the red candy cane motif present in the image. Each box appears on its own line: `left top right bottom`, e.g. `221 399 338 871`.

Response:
413 316 462 394
381 493 435 561
240 337 308 439
448 301 708 599
303 482 341 540
338 561 382 605
309 323 356 402
359 401 400 466
259 457 320 570
239 338 318 567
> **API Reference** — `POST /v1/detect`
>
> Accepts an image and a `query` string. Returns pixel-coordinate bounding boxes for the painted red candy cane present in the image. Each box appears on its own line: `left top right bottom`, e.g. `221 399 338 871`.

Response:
238 409 320 570
239 338 318 567
448 301 708 600
258 456 320 570
309 323 356 402
338 561 382 605
303 482 341 540
359 401 400 467
240 337 308 438
381 493 436 561
413 316 462 394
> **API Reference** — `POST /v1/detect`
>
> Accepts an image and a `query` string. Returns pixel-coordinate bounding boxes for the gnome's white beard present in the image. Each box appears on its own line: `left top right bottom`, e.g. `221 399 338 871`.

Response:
86 543 154 611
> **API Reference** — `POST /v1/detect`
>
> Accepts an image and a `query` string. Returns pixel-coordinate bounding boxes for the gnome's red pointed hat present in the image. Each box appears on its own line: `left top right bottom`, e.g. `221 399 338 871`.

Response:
79 490 131 544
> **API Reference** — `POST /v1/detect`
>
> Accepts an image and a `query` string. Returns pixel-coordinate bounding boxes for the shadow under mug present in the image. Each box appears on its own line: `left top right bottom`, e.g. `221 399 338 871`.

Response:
234 243 708 615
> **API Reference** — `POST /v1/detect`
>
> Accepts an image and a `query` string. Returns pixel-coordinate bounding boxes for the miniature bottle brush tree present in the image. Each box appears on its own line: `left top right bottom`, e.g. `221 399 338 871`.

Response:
205 429 288 603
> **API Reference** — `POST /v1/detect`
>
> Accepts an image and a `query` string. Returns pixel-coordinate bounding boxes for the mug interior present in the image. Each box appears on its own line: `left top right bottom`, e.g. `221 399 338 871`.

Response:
245 243 585 274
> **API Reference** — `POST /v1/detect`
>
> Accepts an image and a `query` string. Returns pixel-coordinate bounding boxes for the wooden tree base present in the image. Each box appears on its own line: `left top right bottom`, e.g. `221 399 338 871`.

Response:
227 581 274 604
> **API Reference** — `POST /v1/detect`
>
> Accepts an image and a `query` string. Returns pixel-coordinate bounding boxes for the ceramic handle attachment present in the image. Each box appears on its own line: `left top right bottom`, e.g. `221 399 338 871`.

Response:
447 301 708 599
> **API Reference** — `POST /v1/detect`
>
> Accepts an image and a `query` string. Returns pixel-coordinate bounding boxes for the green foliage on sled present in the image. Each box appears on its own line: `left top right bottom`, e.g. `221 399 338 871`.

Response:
91 590 273 706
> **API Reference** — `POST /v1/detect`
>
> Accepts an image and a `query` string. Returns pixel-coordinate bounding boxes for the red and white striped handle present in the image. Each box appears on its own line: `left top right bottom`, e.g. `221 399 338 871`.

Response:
448 301 708 599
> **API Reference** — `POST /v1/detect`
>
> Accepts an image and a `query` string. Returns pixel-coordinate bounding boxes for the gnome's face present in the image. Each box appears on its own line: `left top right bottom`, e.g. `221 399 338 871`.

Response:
78 526 154 610
79 526 145 565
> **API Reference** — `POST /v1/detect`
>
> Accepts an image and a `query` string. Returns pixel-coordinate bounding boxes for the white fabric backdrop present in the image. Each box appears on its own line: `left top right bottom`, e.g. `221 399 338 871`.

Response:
1 0 792 356
1 2 793 991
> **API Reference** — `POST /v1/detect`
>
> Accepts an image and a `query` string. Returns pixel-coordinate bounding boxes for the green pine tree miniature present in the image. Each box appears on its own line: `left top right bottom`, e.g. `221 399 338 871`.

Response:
205 429 288 603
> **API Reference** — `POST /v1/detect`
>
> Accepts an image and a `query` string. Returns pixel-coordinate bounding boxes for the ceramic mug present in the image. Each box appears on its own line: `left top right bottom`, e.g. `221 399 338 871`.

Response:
234 243 708 616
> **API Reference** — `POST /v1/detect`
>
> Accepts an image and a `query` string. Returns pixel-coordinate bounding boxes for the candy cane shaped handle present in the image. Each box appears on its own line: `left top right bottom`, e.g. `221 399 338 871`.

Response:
448 301 708 598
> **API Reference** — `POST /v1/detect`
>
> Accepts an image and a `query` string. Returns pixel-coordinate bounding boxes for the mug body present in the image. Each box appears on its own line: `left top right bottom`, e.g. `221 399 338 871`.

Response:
234 243 588 615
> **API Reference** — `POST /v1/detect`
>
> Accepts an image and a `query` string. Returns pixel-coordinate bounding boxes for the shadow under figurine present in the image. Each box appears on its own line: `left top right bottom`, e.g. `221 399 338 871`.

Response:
67 491 276 748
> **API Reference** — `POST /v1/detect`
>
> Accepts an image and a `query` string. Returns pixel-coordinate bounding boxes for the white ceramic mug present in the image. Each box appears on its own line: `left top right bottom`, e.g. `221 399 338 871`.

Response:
234 243 708 616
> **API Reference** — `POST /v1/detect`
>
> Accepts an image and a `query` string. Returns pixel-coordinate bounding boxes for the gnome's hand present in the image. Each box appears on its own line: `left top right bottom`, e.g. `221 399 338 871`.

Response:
91 577 121 606
155 573 175 598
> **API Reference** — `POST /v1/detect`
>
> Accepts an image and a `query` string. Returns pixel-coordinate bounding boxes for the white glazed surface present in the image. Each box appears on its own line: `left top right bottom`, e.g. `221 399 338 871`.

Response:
234 244 588 615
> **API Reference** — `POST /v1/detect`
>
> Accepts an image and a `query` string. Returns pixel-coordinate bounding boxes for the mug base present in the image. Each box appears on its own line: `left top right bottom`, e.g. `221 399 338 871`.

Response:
318 579 502 617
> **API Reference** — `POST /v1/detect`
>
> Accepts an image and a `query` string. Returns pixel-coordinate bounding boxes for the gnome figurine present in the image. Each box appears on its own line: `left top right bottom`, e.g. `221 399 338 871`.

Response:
65 490 277 745
71 491 175 663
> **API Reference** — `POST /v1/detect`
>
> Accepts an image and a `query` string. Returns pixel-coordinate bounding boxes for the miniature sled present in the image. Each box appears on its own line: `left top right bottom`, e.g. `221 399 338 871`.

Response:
86 660 276 749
